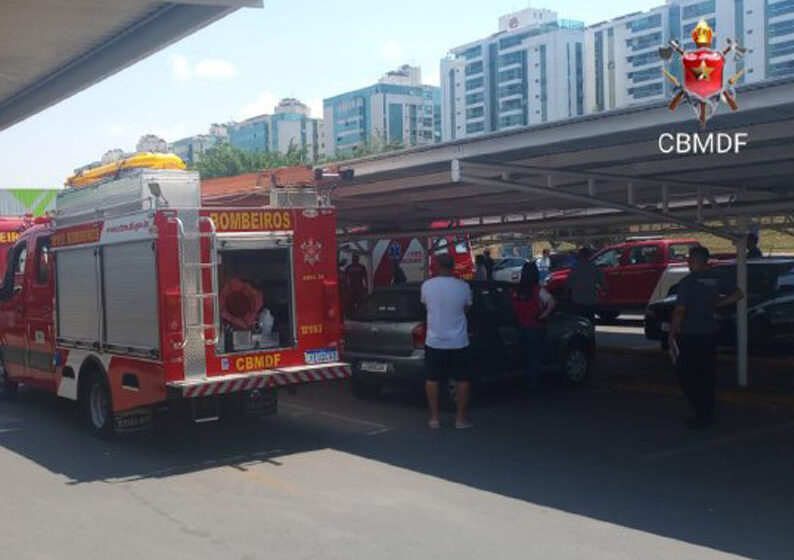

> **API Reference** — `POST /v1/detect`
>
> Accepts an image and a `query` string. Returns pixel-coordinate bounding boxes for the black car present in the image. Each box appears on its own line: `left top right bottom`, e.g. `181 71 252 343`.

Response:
645 259 794 352
343 281 595 400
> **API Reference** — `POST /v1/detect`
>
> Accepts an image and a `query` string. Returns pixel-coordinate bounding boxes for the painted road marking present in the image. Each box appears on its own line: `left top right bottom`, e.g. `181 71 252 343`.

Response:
645 420 794 462
281 403 393 435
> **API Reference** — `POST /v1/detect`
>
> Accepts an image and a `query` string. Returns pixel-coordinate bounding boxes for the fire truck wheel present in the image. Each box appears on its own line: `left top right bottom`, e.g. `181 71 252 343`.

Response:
83 371 115 438
0 355 18 400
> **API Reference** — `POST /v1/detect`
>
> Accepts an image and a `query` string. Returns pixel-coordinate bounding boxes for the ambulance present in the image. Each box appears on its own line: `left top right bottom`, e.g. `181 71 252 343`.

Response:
0 158 350 437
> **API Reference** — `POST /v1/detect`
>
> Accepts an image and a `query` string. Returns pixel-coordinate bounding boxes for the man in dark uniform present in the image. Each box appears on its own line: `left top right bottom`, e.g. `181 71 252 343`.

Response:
747 233 763 259
669 246 744 428
483 249 495 281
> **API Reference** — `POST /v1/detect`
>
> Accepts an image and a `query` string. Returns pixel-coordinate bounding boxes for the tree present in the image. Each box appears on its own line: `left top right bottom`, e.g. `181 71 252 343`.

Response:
192 142 310 178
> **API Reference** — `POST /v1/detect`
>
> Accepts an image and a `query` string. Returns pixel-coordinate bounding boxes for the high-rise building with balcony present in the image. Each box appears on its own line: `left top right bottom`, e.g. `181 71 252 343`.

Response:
440 8 585 141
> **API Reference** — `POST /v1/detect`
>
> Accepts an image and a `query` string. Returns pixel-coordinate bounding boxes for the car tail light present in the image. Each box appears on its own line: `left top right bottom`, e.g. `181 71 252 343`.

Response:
412 323 426 349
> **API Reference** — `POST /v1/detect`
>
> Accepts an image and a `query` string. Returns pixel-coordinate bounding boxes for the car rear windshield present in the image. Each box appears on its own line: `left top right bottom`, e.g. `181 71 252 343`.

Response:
349 290 425 322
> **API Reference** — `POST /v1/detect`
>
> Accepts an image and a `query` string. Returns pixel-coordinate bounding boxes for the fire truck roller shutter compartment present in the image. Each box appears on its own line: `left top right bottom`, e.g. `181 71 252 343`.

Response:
56 246 101 346
216 236 295 354
102 240 159 355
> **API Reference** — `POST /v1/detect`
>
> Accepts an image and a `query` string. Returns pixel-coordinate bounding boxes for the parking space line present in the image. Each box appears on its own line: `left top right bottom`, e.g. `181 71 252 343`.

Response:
280 403 393 435
645 420 794 462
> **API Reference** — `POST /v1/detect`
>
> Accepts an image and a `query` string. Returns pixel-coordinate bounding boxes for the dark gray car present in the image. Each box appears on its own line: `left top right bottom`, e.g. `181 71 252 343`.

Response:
343 281 595 399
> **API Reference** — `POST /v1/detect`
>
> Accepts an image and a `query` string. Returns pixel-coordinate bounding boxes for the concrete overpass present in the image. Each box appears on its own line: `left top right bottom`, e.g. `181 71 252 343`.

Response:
0 0 260 132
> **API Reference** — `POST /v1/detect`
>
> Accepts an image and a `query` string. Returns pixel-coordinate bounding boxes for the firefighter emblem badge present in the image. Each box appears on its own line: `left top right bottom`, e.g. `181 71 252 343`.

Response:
301 238 322 266
659 19 747 129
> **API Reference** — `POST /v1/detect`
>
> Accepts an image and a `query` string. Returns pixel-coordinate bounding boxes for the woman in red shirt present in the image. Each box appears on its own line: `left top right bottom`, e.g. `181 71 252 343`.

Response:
512 261 555 394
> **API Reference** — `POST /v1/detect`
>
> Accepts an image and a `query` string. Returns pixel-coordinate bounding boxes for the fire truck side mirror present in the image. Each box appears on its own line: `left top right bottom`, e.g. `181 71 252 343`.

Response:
148 182 162 198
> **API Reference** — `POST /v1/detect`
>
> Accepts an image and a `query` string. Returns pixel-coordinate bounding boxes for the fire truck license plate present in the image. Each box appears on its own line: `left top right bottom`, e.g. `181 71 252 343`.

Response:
305 348 339 364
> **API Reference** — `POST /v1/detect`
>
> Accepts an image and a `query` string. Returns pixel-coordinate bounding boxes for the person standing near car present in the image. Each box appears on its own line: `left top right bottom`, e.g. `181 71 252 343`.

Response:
474 254 488 281
537 248 552 282
512 262 555 395
566 247 603 322
345 254 368 310
747 233 763 259
668 246 744 428
421 254 474 430
483 249 495 281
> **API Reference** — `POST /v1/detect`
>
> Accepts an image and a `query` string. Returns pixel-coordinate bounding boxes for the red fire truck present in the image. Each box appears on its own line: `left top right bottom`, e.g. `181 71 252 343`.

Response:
0 165 350 436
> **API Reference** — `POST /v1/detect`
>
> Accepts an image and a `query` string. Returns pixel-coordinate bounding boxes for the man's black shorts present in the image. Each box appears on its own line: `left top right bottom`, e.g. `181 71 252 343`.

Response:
424 346 471 381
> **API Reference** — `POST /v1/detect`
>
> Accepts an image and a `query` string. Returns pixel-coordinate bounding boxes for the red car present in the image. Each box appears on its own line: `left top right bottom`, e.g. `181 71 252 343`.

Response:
544 238 701 320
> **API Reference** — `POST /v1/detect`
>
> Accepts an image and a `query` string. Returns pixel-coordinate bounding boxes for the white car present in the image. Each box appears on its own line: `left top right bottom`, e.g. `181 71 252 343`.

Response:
493 257 528 283
649 263 690 303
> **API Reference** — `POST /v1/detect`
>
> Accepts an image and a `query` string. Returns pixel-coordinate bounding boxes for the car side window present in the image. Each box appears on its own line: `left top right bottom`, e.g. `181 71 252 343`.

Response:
594 249 622 268
629 245 661 265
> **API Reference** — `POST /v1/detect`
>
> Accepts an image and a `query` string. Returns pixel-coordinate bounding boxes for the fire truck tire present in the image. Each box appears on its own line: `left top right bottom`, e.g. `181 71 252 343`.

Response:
82 369 115 439
0 354 18 400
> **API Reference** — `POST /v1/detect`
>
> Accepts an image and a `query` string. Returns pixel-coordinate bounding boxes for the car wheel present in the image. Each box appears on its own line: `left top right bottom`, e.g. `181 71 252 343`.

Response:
350 377 382 400
83 371 115 439
0 354 17 400
596 310 620 323
562 340 590 386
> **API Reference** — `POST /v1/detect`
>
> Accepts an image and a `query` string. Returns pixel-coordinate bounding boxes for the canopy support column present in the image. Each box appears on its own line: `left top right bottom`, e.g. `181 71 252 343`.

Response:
735 218 749 387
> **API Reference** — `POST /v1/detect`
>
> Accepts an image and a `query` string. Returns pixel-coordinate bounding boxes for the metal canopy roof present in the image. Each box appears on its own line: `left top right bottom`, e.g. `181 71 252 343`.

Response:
335 78 794 242
0 0 259 132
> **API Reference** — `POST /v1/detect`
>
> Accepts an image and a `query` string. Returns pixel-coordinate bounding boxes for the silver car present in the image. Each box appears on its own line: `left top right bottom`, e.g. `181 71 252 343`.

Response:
343 282 595 400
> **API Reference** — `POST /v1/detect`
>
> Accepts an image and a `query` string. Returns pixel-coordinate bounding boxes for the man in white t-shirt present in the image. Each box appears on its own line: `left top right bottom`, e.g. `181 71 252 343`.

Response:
421 254 473 429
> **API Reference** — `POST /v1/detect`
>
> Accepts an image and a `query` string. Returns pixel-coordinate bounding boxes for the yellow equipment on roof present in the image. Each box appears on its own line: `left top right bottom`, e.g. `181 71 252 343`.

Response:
66 152 186 188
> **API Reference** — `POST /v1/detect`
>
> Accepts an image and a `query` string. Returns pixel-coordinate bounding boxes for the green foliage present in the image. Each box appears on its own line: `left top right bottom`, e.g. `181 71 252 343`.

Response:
192 142 309 178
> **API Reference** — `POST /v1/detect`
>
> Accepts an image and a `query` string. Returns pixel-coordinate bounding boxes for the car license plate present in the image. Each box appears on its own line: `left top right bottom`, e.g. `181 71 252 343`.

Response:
660 322 670 332
305 348 339 364
359 361 388 373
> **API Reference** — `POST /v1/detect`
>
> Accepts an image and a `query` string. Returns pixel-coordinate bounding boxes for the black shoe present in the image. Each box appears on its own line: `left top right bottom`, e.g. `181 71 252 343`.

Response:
685 415 714 429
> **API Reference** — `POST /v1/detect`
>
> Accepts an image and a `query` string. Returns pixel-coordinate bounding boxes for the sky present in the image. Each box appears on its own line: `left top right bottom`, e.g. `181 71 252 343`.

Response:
0 0 661 189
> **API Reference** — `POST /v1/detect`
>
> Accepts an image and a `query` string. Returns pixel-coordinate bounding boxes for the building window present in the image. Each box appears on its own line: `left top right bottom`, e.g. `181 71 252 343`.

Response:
627 14 661 33
466 107 484 119
628 51 659 67
768 1 794 17
462 46 482 60
682 0 715 20
498 83 523 97
768 60 794 78
466 122 485 134
499 114 525 128
627 32 662 51
499 68 523 82
499 51 523 66
769 39 794 59
629 66 661 83
769 18 794 38
499 33 529 50
628 82 663 99
465 61 483 76
465 77 484 90
466 92 484 105
500 98 522 112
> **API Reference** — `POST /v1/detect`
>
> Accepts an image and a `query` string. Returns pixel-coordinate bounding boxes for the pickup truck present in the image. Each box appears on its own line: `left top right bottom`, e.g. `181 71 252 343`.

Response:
544 238 700 320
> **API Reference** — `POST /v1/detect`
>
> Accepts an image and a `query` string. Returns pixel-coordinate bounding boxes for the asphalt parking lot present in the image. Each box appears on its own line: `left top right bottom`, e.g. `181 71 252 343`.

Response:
1 331 793 559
